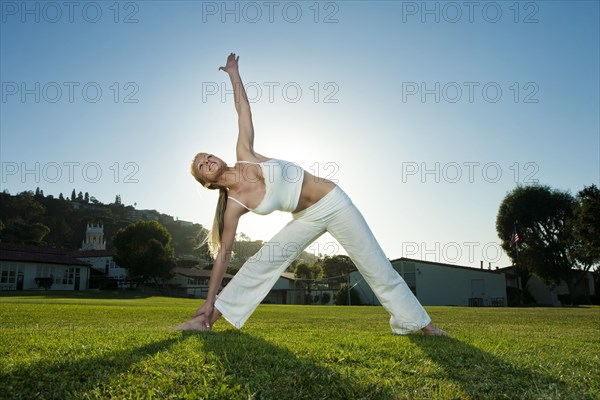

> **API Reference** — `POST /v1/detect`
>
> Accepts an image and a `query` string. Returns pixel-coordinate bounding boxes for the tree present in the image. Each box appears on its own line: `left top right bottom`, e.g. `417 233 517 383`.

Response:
0 191 49 244
322 255 356 283
228 234 263 274
115 194 122 205
166 221 212 264
571 184 600 267
334 284 362 306
568 184 600 302
71 189 76 201
294 262 323 304
496 185 577 303
294 263 313 304
113 220 176 286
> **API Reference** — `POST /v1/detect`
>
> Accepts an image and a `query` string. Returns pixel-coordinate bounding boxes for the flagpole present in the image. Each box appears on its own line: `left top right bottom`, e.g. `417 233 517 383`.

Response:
512 221 522 305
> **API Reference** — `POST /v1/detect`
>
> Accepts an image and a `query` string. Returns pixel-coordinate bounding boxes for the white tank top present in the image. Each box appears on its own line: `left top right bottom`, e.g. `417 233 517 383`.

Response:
229 159 305 215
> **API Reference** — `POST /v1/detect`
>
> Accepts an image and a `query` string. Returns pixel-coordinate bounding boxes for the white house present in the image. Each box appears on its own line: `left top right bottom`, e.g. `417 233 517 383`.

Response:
0 242 91 291
75 249 130 289
350 257 507 307
75 224 129 289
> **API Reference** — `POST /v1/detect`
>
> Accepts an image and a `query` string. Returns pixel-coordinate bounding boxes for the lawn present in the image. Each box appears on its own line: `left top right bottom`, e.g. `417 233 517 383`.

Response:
0 291 598 399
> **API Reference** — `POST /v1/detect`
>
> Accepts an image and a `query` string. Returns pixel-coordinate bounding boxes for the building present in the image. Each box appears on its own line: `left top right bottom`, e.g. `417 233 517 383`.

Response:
262 272 299 304
350 257 507 307
168 266 233 298
75 249 130 289
80 223 106 251
0 243 91 291
0 224 132 291
76 224 129 289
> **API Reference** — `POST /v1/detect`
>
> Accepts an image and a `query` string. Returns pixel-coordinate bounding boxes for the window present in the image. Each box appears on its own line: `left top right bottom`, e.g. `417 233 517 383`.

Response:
55 268 74 285
0 266 20 284
36 265 52 278
187 277 208 286
402 262 417 295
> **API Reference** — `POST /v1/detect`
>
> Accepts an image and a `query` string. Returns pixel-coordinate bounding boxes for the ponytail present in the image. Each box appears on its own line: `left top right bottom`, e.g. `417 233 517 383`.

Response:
210 188 228 257
190 154 228 257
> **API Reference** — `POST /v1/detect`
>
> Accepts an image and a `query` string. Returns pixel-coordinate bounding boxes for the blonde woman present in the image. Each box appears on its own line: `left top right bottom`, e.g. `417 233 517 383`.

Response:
175 53 446 336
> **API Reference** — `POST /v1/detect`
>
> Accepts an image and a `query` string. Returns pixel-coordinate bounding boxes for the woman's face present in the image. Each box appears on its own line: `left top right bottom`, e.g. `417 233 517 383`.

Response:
194 153 225 185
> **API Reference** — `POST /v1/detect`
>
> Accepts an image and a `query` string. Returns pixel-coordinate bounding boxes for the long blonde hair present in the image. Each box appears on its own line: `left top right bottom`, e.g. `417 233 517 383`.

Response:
191 155 227 257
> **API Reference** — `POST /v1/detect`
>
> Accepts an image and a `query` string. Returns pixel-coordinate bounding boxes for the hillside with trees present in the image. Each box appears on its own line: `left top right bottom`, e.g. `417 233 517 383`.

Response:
0 188 212 263
0 189 325 274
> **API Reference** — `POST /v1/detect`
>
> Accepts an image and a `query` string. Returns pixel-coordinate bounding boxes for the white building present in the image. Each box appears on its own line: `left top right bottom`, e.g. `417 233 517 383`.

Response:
0 224 131 292
350 257 507 307
75 249 130 289
80 223 106 251
76 224 129 289
0 243 91 291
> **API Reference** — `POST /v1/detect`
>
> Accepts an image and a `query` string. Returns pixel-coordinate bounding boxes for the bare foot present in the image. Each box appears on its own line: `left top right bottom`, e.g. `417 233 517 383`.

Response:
172 315 212 332
421 323 448 336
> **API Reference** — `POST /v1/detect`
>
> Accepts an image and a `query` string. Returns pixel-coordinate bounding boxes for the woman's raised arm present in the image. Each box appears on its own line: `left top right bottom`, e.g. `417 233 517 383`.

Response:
219 53 259 161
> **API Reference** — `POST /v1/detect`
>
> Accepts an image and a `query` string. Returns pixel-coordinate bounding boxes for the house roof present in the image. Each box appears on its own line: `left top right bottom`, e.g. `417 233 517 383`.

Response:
280 272 296 281
172 267 233 279
496 265 517 271
72 249 115 258
0 243 91 267
390 257 504 275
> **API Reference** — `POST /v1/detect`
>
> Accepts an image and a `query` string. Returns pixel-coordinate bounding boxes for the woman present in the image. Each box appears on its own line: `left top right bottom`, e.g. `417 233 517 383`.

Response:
175 53 446 336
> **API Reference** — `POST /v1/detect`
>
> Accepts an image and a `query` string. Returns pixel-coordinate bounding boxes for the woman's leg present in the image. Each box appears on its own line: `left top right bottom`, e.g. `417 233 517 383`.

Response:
214 218 325 329
325 193 432 334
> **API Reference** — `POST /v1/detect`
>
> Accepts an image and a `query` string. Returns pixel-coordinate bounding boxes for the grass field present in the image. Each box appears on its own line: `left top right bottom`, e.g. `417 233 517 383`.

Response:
0 291 598 399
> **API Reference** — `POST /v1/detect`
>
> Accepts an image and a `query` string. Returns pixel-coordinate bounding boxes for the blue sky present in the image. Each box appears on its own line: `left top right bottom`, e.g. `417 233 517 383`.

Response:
1 1 598 268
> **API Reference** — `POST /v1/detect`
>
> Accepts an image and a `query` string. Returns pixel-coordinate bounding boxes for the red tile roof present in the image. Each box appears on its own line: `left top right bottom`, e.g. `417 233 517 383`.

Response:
0 243 91 267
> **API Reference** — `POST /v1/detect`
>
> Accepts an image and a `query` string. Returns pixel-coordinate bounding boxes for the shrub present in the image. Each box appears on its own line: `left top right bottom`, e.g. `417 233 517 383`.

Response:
34 277 53 290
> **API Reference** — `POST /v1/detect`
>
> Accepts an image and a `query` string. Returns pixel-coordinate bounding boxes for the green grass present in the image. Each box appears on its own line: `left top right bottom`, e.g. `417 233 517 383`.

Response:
1 291 598 399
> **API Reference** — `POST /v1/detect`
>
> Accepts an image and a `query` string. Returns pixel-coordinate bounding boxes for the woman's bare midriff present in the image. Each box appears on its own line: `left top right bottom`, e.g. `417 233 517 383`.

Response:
293 170 337 213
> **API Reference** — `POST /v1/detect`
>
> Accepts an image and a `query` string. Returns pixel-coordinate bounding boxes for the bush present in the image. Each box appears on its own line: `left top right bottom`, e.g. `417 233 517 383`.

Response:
334 285 362 306
34 277 53 290
507 286 537 306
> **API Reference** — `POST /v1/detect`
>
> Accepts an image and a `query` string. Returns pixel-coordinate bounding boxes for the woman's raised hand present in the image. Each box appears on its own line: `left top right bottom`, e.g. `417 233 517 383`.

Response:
218 52 239 74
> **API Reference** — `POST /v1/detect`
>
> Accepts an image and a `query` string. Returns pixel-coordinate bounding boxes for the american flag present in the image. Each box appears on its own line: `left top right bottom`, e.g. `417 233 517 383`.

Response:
509 226 520 247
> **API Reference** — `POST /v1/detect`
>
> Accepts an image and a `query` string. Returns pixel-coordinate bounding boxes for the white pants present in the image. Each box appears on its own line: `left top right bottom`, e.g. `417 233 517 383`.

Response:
214 186 432 334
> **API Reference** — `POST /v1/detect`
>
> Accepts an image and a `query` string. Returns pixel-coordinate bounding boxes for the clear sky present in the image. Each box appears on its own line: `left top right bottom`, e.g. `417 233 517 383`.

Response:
1 1 598 269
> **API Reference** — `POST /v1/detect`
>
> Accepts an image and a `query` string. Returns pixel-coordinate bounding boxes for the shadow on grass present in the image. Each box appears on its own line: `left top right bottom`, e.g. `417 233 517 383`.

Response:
182 330 394 399
409 335 593 399
0 337 179 399
2 332 394 399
